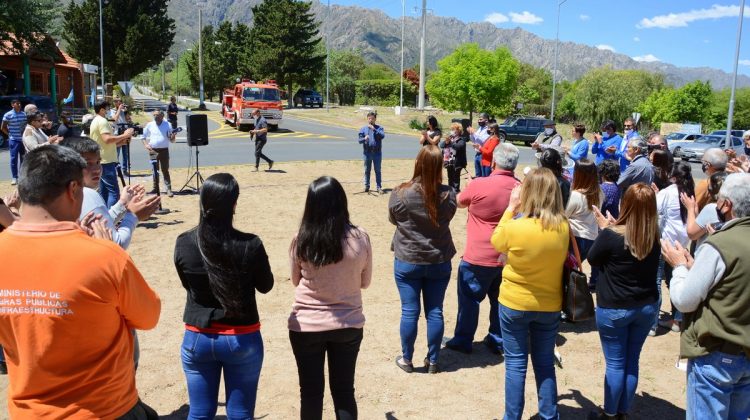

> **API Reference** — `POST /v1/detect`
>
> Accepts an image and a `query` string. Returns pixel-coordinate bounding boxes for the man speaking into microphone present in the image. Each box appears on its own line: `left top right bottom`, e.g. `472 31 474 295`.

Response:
141 110 176 197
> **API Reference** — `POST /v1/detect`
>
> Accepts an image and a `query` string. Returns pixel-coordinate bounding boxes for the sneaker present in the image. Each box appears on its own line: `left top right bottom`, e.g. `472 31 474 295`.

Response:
364 186 370 193
658 318 674 330
395 356 413 373
268 160 274 170
671 321 681 332
648 328 656 337
377 188 384 195
166 188 174 198
10 178 17 186
423 357 439 374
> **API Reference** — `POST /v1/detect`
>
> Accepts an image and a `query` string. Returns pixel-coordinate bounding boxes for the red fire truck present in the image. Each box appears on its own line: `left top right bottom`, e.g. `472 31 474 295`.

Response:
221 79 283 131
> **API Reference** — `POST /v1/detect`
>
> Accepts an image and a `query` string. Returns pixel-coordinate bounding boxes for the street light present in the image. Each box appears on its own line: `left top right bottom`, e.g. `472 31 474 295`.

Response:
326 0 330 112
726 0 746 144
399 0 405 109
550 0 568 121
417 0 427 110
198 8 205 110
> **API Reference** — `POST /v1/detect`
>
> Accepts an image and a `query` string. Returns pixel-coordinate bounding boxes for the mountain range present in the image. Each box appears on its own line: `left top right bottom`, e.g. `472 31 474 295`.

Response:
166 0 750 89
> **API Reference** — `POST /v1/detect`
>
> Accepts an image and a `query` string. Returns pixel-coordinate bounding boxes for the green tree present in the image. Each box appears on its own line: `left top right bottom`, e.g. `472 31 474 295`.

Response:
360 63 398 80
184 26 226 102
1 0 64 58
706 87 750 132
640 81 712 129
510 63 553 115
248 0 326 106
426 43 520 120
573 67 663 129
62 0 175 81
328 50 366 105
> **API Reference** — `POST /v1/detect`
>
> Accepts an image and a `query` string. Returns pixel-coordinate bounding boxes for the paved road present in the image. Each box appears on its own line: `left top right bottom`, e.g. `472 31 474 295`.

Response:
0 90 704 182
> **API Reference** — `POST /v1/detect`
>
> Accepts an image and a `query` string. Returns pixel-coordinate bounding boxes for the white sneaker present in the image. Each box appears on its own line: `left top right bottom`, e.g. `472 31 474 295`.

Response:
10 178 17 186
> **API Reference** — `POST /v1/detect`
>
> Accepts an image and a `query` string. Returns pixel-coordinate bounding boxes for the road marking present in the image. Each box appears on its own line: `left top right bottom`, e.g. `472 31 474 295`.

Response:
187 111 343 139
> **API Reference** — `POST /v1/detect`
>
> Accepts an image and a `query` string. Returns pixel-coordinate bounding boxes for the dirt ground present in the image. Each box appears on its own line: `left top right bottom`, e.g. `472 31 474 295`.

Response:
0 159 686 419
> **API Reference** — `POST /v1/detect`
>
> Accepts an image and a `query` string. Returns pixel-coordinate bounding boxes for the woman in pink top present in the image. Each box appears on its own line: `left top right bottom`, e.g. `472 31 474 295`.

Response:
289 176 372 420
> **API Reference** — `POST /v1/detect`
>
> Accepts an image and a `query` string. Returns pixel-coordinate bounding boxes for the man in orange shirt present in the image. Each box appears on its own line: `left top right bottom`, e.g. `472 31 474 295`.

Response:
0 145 162 419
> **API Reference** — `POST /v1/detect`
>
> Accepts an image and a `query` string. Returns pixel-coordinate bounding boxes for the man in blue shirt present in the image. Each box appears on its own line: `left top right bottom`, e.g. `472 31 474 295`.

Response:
618 117 639 172
591 120 623 166
358 111 385 194
1 99 27 185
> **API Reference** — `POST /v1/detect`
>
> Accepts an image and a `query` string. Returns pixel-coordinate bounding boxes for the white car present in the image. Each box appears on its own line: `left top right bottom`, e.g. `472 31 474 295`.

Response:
666 132 702 156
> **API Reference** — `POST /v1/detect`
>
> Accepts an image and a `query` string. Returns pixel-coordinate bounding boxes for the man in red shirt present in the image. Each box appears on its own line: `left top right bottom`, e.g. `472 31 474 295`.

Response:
446 143 520 354
0 145 161 418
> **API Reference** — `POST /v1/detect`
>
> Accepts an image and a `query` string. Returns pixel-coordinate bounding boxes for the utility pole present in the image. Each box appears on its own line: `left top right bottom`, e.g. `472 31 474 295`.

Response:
550 0 567 121
161 60 166 99
417 0 427 110
198 9 206 110
98 0 105 98
726 0 746 144
326 0 330 112
399 0 405 109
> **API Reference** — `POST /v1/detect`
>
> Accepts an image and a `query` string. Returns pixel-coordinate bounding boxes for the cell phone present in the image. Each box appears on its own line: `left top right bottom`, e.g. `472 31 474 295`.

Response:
710 222 724 231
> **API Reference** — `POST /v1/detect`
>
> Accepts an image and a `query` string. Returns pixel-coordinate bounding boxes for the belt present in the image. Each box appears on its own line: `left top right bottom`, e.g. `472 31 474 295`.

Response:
719 340 750 357
151 147 168 151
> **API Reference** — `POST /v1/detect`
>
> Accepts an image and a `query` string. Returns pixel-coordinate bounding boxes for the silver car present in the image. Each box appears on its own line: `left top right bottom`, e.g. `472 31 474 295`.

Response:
666 132 702 155
676 135 744 162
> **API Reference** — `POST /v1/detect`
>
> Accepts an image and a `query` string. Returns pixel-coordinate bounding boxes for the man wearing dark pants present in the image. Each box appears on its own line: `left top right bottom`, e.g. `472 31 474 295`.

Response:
445 143 520 354
167 96 179 130
141 110 175 197
466 113 490 178
1 98 27 185
90 101 134 208
249 109 273 171
357 111 385 193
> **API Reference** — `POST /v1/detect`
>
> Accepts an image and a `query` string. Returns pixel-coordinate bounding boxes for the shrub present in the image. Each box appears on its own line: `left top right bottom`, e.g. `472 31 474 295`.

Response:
409 118 426 130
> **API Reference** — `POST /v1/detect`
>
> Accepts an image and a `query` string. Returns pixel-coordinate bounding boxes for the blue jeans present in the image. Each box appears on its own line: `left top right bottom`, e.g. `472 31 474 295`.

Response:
181 330 264 420
473 152 482 178
117 145 130 174
596 302 659 415
500 304 560 420
363 151 382 190
687 351 750 420
447 260 502 352
394 259 451 364
99 162 120 208
9 140 24 179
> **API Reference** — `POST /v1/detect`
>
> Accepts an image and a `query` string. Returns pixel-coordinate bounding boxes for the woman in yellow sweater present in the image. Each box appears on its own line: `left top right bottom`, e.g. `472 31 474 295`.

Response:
491 167 569 420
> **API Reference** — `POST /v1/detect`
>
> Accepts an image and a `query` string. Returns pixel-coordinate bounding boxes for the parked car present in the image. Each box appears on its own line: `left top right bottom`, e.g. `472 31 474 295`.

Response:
293 89 323 108
498 115 546 145
709 129 746 138
665 132 703 156
675 134 744 161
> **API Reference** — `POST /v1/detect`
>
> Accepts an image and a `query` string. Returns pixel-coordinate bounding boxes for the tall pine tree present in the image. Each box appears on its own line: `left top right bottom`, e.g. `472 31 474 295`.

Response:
248 0 325 106
62 0 176 82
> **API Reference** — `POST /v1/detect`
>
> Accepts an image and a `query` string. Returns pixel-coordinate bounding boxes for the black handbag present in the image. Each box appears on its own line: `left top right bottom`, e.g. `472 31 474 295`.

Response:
562 229 595 322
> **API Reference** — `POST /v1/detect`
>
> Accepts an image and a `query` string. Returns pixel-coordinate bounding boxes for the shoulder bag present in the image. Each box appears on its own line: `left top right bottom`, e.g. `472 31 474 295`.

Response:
562 228 595 322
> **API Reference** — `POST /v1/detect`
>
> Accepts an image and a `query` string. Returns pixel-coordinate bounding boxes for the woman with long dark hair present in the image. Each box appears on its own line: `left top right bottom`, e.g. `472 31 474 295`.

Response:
288 176 372 420
420 115 442 146
567 159 603 289
588 184 661 420
655 161 694 333
540 147 571 207
174 173 274 419
390 145 457 374
650 148 672 191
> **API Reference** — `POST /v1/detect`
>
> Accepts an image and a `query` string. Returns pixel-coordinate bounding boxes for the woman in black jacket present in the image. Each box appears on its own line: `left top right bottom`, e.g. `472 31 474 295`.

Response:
587 183 661 420
440 122 467 192
174 173 274 419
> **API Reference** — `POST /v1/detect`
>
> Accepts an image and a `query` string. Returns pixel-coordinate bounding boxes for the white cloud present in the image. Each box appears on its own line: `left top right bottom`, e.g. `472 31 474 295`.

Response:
638 4 749 29
633 36 640 42
740 59 750 66
509 11 544 25
485 12 509 25
596 44 616 52
579 14 590 21
633 54 661 63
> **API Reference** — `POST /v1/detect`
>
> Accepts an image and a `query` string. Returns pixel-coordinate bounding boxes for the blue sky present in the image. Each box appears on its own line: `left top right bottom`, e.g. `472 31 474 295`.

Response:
327 0 750 75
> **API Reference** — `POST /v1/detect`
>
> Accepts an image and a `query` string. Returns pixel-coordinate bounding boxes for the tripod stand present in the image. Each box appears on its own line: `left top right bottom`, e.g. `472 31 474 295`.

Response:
180 145 204 193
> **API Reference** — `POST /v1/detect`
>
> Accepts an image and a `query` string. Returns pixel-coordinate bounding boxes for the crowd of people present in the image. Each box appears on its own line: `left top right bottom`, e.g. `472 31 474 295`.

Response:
0 107 749 420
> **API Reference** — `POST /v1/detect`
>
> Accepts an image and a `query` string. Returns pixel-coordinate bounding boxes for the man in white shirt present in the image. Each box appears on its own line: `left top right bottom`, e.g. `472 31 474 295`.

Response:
141 110 176 197
466 113 491 178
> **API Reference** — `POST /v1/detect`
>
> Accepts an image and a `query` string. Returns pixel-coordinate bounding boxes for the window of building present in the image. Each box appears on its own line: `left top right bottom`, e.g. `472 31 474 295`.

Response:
30 72 44 93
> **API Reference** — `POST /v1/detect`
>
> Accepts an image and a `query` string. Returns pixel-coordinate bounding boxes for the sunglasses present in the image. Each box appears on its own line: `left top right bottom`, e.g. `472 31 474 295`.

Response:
624 125 633 128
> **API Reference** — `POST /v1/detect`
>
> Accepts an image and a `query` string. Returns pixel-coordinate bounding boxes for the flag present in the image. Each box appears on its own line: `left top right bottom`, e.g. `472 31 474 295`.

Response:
63 88 74 105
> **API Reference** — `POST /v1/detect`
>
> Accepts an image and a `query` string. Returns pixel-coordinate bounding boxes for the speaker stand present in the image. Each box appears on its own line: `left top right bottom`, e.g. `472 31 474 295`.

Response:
180 146 204 193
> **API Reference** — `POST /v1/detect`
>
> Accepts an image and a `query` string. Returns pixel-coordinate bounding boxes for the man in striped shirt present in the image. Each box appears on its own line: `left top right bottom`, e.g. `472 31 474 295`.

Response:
1 99 27 185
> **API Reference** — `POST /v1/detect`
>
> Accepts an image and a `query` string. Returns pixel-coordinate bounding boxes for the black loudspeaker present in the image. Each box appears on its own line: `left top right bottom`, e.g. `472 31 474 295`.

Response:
186 114 208 146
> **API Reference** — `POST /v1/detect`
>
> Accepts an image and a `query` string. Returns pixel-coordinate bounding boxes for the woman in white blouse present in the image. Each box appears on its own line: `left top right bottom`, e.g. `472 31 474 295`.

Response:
22 112 61 152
